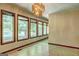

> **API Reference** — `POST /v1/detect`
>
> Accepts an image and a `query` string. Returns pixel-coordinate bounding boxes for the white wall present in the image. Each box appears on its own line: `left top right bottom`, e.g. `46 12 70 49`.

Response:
49 8 79 56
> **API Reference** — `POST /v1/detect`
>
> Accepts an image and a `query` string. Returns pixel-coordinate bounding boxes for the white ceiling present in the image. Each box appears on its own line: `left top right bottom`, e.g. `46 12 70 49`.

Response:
16 3 79 18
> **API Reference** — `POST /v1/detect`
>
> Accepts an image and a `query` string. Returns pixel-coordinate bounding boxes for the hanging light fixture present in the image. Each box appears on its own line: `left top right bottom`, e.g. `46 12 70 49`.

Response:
32 3 45 16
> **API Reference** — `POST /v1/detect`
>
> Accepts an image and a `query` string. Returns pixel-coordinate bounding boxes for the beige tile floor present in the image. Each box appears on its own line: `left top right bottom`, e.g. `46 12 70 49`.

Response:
7 39 48 56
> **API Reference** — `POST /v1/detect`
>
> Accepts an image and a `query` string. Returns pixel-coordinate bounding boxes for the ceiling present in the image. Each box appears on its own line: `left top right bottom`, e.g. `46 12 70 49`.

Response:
16 3 79 18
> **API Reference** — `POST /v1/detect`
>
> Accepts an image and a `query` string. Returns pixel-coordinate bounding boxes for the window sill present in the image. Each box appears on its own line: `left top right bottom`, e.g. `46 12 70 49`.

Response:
1 41 15 45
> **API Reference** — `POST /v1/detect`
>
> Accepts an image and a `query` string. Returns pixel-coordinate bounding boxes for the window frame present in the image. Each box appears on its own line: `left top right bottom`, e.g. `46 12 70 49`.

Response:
17 14 29 41
30 18 37 38
1 10 16 45
46 23 48 35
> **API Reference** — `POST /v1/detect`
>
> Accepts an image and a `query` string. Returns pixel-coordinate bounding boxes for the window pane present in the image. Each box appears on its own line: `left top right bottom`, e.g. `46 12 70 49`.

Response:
2 14 14 43
31 23 37 37
43 23 47 35
38 22 42 36
18 16 28 40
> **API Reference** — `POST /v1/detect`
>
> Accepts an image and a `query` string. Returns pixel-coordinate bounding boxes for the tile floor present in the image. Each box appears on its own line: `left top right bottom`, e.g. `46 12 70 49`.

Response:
7 39 48 56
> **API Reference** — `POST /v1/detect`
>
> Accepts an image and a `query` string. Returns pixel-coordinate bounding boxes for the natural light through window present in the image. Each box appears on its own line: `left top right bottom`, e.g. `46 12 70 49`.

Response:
43 23 47 35
38 22 42 36
2 11 14 43
30 19 37 37
18 16 28 40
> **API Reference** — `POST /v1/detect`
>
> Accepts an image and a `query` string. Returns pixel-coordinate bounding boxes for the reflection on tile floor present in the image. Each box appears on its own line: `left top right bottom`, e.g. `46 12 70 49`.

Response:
7 39 48 56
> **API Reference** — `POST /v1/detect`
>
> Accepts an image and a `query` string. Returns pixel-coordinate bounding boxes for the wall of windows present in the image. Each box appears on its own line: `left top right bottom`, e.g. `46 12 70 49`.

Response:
38 21 43 36
30 18 37 38
0 9 48 45
18 15 29 41
1 10 15 44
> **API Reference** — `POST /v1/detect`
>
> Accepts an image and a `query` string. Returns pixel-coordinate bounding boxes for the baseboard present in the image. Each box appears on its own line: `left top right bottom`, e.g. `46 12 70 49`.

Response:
48 43 79 49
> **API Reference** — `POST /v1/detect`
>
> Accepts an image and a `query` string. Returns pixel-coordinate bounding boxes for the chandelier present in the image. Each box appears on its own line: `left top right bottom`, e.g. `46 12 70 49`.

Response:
32 3 45 16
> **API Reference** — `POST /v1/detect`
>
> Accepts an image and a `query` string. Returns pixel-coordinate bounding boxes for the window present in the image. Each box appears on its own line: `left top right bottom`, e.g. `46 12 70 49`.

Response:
30 18 37 38
43 23 47 35
38 21 42 36
18 15 28 41
47 24 49 34
1 10 15 44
